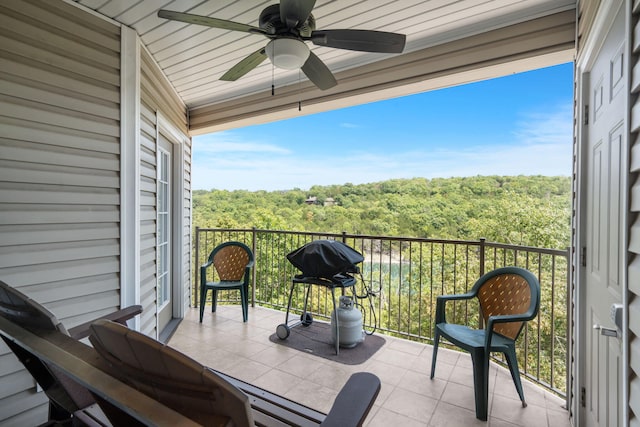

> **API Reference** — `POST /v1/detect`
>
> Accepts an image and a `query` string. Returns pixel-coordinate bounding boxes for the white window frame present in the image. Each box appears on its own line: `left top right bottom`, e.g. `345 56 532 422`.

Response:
157 145 171 311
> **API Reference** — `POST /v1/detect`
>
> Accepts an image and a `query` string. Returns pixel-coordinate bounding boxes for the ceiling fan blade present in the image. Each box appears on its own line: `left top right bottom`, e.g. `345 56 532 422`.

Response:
158 10 266 35
301 51 337 90
279 0 316 29
220 47 268 81
310 29 406 53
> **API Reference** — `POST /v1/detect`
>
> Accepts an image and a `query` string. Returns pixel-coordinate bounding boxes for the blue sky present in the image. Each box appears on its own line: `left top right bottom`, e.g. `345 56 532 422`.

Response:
193 62 574 191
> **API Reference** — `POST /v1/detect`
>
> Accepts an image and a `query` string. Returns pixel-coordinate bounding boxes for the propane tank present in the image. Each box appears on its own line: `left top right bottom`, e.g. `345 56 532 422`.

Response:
331 295 364 348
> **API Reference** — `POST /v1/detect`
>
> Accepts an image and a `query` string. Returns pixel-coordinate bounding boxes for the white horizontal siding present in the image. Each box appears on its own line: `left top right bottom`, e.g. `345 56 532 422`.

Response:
1 117 119 153
2 258 120 295
0 0 121 424
0 182 119 204
183 139 192 308
0 160 119 187
139 272 157 333
0 239 120 269
0 204 119 225
139 78 158 337
0 388 48 427
0 223 118 246
140 177 156 194
22 274 120 306
0 73 119 119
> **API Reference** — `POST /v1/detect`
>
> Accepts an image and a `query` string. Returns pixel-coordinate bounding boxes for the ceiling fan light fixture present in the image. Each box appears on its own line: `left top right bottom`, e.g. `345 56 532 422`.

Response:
265 38 310 70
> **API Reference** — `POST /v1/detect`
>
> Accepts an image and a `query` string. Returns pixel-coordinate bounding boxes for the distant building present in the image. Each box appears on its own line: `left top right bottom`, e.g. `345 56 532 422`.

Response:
305 196 317 205
324 197 336 206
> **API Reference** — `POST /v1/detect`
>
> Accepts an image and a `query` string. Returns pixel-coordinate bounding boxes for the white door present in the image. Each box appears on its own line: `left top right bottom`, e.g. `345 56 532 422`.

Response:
581 5 625 427
157 135 173 333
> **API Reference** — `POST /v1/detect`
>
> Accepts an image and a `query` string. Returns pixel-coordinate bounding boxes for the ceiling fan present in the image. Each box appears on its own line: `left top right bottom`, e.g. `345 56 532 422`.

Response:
157 0 406 90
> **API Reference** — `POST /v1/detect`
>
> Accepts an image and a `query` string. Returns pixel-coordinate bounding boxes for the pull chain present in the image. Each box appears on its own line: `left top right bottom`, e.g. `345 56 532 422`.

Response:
271 62 275 96
298 69 302 111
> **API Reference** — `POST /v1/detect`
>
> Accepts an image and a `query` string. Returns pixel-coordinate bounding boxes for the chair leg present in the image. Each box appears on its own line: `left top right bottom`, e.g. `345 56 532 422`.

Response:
240 286 248 322
430 328 440 379
470 349 489 421
330 287 339 355
199 286 207 323
211 290 218 313
504 347 526 406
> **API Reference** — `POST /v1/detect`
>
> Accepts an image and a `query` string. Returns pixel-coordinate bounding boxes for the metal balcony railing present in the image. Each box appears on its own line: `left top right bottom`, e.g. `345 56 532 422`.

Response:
193 227 570 400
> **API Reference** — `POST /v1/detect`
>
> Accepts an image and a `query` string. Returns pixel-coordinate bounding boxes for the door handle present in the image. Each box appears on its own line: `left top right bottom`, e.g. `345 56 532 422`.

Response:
593 324 618 337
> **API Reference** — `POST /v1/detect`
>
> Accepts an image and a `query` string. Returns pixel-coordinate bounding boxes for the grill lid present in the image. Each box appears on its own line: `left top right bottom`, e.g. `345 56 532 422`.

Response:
286 240 364 279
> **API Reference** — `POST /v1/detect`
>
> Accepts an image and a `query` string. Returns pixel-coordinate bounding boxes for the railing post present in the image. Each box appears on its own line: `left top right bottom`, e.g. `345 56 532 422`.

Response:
478 237 486 329
194 226 200 308
251 227 257 307
479 237 486 277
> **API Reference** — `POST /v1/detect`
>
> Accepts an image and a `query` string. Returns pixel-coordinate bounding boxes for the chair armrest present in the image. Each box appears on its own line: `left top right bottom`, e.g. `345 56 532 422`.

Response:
320 372 380 427
435 292 476 324
437 292 476 302
487 311 537 326
68 305 142 340
484 311 537 351
200 262 213 287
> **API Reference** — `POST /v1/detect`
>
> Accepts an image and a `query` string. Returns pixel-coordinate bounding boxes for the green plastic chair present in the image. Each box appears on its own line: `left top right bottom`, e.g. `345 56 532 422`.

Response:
430 266 540 421
200 241 254 323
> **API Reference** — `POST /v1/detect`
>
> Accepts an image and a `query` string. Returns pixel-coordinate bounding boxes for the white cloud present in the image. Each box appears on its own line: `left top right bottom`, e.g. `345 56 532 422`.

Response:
194 132 291 155
340 122 360 128
513 103 573 146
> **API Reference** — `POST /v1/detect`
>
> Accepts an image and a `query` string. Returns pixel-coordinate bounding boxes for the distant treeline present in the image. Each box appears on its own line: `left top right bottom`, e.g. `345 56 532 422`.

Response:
193 175 571 249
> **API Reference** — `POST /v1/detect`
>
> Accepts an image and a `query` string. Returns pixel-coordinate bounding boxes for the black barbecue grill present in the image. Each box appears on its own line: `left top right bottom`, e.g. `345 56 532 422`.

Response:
276 240 364 355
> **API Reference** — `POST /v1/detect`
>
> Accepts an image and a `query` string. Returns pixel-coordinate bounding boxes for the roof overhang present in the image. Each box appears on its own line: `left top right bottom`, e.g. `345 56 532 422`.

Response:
189 10 576 134
71 0 577 135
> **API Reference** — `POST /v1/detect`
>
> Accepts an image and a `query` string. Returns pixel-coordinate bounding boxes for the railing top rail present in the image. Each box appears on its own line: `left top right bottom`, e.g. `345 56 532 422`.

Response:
195 228 569 258
482 241 569 257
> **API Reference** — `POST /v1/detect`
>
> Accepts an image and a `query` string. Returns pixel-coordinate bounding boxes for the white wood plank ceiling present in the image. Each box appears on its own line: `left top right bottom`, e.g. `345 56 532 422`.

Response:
73 0 576 111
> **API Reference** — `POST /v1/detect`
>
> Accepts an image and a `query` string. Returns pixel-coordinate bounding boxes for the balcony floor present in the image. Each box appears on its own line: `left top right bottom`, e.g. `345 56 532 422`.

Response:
170 305 570 427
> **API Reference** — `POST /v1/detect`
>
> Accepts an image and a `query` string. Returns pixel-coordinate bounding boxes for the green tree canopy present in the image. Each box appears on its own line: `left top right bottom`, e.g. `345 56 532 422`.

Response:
194 175 571 248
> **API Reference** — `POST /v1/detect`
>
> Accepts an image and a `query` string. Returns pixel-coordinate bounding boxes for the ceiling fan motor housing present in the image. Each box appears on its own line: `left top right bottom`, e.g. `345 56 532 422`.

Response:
259 4 315 37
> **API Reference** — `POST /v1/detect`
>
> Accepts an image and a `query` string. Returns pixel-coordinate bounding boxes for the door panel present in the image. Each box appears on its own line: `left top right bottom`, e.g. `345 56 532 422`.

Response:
583 6 624 427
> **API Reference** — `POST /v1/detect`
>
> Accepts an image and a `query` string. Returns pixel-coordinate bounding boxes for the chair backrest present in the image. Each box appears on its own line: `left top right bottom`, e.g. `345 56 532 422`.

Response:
0 280 67 333
89 319 254 427
474 267 540 340
0 280 94 412
209 241 253 282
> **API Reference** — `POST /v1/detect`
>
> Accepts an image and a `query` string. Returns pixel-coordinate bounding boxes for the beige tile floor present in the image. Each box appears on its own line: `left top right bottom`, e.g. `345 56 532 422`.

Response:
170 305 570 427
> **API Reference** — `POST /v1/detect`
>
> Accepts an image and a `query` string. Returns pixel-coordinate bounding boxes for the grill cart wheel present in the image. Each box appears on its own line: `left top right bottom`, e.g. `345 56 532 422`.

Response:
276 323 290 340
301 312 313 326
